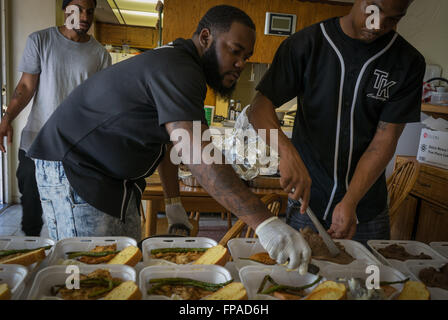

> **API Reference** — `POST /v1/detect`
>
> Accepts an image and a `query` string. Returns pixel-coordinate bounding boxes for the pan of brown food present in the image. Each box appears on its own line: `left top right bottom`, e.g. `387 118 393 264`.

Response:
368 240 446 276
405 260 448 300
299 227 381 268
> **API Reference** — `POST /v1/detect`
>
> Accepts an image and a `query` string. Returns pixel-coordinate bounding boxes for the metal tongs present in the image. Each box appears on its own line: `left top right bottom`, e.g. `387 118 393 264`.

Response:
300 199 340 257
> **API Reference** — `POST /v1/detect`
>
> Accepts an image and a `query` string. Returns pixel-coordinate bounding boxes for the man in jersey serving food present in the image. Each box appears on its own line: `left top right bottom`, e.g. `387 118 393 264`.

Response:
249 0 424 245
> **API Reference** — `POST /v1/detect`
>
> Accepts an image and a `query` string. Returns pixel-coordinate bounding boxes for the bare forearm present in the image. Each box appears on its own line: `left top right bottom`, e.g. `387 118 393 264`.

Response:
157 144 180 198
344 122 405 206
344 145 395 206
5 76 38 122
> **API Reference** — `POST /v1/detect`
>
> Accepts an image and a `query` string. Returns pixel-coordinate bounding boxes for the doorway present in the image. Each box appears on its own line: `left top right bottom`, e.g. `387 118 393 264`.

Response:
0 0 10 211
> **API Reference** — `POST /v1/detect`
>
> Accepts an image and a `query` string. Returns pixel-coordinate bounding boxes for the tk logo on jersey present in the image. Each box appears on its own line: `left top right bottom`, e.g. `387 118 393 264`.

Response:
367 69 397 102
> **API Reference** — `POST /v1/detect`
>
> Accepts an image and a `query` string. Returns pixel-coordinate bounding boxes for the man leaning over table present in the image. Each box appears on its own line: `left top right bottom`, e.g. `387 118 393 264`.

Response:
0 0 111 237
27 5 312 274
248 0 425 247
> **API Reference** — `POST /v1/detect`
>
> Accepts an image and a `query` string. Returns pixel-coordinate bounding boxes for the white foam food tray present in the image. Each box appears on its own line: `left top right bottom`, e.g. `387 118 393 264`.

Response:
140 264 232 300
405 260 448 300
227 238 266 270
367 240 447 276
239 265 323 300
46 236 137 266
320 264 407 300
0 236 55 282
429 242 448 259
228 238 381 271
0 264 28 300
27 264 137 300
142 237 217 266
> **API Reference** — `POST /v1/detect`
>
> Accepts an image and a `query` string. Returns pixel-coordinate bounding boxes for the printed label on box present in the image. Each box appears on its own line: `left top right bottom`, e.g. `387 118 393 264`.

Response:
417 129 448 170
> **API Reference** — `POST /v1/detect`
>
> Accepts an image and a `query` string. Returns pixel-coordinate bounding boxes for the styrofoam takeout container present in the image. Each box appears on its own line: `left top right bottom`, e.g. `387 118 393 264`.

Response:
239 265 323 300
142 237 217 266
140 264 232 300
227 238 267 270
405 260 448 300
429 242 448 259
320 264 407 300
367 240 447 276
0 236 55 282
26 264 137 300
0 264 28 300
228 238 381 271
47 236 137 266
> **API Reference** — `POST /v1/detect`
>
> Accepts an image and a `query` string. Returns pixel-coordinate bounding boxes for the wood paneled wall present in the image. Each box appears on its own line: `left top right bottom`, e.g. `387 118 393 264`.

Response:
96 22 159 49
163 0 352 64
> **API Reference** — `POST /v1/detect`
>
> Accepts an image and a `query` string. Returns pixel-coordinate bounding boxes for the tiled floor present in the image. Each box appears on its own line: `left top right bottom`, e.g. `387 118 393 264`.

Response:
0 205 27 237
0 204 232 242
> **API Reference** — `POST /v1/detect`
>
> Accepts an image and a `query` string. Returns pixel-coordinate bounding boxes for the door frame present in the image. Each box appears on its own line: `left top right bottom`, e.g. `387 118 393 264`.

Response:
0 0 11 208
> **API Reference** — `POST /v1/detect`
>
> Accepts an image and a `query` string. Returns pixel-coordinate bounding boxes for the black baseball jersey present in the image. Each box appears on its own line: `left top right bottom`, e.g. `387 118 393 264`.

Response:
257 17 425 222
28 39 207 221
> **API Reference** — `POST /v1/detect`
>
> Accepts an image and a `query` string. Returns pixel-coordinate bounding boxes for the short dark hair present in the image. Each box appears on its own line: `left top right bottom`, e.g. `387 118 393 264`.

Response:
62 0 97 10
194 5 256 36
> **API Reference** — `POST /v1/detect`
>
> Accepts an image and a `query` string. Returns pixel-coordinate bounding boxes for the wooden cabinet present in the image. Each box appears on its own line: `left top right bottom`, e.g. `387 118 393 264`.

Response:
162 0 352 64
413 171 448 209
394 156 448 243
416 200 448 243
95 22 159 50
390 195 419 241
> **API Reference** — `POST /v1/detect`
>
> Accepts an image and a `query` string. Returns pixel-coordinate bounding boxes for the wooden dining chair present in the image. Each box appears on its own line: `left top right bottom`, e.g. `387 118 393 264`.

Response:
387 159 420 229
219 193 283 247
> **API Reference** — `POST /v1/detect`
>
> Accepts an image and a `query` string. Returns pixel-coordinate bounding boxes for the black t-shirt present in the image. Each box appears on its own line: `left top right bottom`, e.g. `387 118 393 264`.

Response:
257 18 425 223
28 38 207 221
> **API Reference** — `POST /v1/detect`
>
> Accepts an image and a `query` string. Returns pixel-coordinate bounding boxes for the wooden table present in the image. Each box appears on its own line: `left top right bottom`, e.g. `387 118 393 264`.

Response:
142 174 288 238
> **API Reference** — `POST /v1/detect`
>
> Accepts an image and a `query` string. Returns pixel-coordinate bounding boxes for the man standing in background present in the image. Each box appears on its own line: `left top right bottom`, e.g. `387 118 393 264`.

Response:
0 0 111 236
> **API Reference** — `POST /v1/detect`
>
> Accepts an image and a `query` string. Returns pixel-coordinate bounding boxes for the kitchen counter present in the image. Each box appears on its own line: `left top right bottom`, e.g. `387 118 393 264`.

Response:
422 103 448 121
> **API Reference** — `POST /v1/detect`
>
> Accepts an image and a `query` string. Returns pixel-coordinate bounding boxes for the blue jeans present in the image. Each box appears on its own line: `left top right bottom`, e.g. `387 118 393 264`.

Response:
34 159 141 241
286 199 390 248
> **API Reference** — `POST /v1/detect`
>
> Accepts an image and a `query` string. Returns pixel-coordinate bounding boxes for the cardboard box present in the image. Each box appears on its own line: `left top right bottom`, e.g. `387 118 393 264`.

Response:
417 128 448 170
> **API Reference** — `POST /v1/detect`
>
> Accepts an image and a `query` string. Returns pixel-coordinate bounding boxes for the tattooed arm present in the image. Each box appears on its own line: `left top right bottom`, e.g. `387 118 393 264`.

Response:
328 121 405 239
165 121 273 229
0 73 39 152
158 144 181 198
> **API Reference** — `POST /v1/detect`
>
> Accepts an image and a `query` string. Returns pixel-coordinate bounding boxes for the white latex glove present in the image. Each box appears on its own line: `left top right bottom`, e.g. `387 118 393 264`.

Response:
165 201 193 232
256 216 311 274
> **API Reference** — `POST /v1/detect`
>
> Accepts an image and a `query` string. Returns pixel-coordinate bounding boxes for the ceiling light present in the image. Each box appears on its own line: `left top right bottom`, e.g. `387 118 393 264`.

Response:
113 9 160 18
